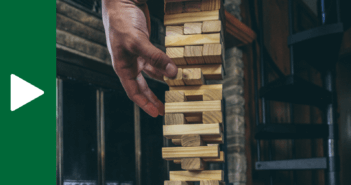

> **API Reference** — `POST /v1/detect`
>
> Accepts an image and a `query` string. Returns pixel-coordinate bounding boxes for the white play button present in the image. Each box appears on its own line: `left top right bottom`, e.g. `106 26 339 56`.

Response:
11 74 44 111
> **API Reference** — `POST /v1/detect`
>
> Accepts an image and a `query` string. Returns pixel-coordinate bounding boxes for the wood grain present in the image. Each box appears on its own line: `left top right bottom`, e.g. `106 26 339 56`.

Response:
184 46 205 64
169 84 222 91
181 158 205 170
182 68 204 85
178 64 223 80
184 23 203 35
202 134 223 144
169 170 223 181
171 151 224 162
165 113 188 125
165 2 184 14
201 0 221 11
164 181 194 185
163 124 221 139
164 68 185 86
181 134 204 147
183 1 202 13
166 26 184 36
166 91 187 102
164 10 220 26
203 44 222 64
165 100 222 113
165 33 220 47
200 180 225 185
203 111 222 123
172 139 181 145
166 47 187 65
202 20 222 33
162 145 219 159
185 112 202 122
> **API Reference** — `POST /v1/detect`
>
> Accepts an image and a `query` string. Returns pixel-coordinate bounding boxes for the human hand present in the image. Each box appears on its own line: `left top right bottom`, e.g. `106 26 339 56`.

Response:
102 0 178 117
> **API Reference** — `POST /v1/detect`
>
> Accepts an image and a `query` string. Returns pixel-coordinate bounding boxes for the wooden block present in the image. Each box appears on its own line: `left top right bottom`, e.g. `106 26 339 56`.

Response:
203 111 222 123
203 44 222 64
202 20 222 33
183 1 202 13
165 100 221 113
178 64 222 80
201 0 221 11
169 170 223 181
163 124 221 139
166 47 187 65
166 33 220 47
184 112 202 122
164 181 193 185
182 68 204 85
169 84 222 91
162 145 219 159
164 10 220 26
203 89 222 101
166 26 184 36
172 151 224 163
172 139 181 145
184 23 202 35
181 158 205 170
165 113 188 125
166 91 187 102
202 134 223 144
164 68 185 86
165 2 184 14
200 180 225 185
184 46 205 64
181 134 204 147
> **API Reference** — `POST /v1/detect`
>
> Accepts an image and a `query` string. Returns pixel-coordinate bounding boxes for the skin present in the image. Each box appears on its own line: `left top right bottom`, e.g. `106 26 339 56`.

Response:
102 0 178 117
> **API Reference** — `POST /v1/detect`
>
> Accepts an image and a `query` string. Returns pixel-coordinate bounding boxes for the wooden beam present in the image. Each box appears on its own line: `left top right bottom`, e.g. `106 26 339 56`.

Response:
184 46 205 64
181 134 204 147
166 26 184 36
165 100 222 113
169 170 223 181
202 134 223 144
202 20 221 33
162 145 219 159
166 33 220 47
182 68 204 85
165 113 188 125
200 180 225 185
172 151 224 163
164 181 194 185
184 23 203 35
181 158 205 170
163 124 221 139
203 111 222 123
169 84 222 91
183 1 202 13
203 44 223 64
201 0 221 11
178 64 222 80
164 10 220 26
164 68 185 86
166 47 187 65
165 2 184 15
165 91 187 102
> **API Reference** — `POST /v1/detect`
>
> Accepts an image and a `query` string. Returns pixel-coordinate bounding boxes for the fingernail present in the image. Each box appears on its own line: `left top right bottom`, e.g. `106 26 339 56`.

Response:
165 63 178 79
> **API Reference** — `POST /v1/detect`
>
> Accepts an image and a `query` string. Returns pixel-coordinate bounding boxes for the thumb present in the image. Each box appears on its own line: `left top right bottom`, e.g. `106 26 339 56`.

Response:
136 40 178 78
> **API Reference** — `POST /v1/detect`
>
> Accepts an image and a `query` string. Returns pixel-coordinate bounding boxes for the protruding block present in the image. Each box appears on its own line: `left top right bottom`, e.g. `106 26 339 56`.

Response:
169 170 223 181
164 181 194 185
200 180 225 185
166 91 187 102
163 124 221 139
184 46 205 64
178 64 223 80
201 0 221 11
165 2 183 14
162 145 219 159
181 158 205 170
165 113 187 125
166 26 184 36
166 47 187 65
203 44 222 64
203 111 223 123
165 100 222 113
181 134 204 147
183 1 202 13
165 33 220 47
164 10 220 26
182 68 204 85
184 23 202 35
164 68 185 86
202 20 222 33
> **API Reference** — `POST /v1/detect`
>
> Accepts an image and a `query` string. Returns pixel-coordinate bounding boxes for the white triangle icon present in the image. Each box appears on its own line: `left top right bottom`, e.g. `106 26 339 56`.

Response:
11 74 44 111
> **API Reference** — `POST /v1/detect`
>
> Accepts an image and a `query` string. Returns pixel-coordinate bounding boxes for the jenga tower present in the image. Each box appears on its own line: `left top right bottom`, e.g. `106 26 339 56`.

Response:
162 0 226 184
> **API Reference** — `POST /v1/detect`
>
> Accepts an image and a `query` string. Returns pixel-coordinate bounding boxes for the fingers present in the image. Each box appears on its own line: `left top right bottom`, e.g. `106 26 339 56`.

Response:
142 61 164 81
135 40 178 79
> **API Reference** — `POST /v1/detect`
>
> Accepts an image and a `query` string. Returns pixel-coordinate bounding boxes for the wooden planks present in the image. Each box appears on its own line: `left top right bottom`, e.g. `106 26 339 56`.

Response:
165 113 188 125
203 111 222 123
202 20 221 33
164 10 220 26
201 0 221 11
181 158 205 170
165 100 222 113
202 134 223 144
169 84 222 91
178 64 222 80
182 68 204 85
181 134 204 147
165 2 184 15
162 145 219 159
166 47 187 65
165 33 220 47
166 91 187 103
163 124 221 139
184 23 203 35
172 151 225 163
200 180 225 185
169 170 223 181
166 26 184 36
164 68 185 86
203 44 222 64
184 46 205 64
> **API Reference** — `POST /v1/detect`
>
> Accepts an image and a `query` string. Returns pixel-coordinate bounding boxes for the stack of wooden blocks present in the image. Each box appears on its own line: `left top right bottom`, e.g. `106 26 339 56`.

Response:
162 0 226 184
